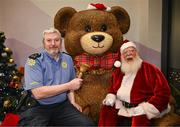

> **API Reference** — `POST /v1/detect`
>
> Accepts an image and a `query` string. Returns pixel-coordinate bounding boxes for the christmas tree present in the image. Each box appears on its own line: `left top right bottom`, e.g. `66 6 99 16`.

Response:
0 31 24 121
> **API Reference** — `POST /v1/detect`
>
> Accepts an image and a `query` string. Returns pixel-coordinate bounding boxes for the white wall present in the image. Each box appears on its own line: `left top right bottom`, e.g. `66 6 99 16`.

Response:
1 0 51 48
148 0 162 52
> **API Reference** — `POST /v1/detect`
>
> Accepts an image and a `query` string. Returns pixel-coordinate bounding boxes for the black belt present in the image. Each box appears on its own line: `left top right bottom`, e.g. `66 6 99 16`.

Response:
122 101 138 108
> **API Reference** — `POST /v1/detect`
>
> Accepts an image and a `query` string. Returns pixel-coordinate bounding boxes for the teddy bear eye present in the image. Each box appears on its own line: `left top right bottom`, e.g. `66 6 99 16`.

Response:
100 24 107 32
85 25 91 32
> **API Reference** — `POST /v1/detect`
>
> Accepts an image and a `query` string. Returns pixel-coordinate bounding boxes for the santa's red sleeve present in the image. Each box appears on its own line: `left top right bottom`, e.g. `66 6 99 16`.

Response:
148 63 171 111
140 62 171 119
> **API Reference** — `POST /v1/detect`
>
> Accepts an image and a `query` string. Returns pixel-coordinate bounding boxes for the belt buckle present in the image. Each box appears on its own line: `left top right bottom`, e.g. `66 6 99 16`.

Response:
127 102 130 108
122 101 131 108
126 102 130 108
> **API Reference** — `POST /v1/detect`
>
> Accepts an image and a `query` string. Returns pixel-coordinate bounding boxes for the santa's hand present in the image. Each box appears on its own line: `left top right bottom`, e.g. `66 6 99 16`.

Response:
132 105 145 116
102 93 116 107
103 99 114 106
118 107 133 117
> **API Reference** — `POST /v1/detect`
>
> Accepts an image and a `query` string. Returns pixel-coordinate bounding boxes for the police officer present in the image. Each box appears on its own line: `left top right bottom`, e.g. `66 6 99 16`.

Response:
18 28 94 126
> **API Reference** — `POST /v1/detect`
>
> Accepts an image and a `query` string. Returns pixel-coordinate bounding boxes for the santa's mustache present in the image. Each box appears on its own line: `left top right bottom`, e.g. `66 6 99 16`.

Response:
121 55 142 74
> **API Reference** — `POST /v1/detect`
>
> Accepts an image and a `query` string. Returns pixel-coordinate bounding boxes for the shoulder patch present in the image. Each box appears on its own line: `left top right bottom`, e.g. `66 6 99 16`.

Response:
29 53 41 60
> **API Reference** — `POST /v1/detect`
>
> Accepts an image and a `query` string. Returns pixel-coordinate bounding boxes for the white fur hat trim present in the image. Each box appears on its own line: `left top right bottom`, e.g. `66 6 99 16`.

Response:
87 4 97 10
120 41 136 53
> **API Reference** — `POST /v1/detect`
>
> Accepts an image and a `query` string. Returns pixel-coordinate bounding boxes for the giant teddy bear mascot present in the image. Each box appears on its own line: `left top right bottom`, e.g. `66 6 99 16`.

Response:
54 3 130 123
54 3 180 126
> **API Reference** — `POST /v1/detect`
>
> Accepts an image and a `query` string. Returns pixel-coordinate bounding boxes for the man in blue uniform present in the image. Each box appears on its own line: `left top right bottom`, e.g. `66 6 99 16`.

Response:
18 28 94 126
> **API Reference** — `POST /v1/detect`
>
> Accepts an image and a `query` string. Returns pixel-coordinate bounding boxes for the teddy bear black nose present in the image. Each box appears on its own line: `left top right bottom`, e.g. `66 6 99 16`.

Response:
91 35 105 43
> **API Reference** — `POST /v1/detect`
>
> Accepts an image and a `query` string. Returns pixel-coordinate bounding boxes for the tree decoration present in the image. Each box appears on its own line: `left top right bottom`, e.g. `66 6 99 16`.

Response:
0 31 24 121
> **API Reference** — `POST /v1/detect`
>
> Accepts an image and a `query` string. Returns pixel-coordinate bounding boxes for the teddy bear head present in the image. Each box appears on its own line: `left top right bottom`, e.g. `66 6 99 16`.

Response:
54 4 130 57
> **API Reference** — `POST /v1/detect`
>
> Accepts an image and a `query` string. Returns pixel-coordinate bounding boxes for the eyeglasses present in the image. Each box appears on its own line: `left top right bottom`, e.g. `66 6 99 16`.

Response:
122 48 136 55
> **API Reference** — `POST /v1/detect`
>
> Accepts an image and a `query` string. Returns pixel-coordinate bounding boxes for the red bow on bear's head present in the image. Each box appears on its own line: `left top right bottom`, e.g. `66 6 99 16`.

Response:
87 3 111 11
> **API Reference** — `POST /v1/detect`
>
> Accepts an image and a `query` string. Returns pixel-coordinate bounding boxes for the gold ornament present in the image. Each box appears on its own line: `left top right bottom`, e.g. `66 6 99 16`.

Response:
15 83 19 89
3 100 12 108
9 58 14 63
4 47 12 53
13 75 19 81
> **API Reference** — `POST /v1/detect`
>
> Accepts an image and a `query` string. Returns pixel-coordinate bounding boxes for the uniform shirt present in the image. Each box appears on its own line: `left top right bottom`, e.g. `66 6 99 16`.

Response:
24 50 76 105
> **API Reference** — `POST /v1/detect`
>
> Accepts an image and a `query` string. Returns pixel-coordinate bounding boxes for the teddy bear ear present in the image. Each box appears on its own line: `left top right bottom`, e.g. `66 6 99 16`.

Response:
54 7 77 37
110 6 130 34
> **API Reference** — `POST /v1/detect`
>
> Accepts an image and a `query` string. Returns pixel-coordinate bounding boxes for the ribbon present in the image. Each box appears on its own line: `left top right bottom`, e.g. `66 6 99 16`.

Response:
74 52 119 70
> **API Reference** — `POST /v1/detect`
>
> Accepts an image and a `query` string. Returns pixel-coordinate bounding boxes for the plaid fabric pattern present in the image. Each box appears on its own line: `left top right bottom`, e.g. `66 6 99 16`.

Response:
74 52 119 70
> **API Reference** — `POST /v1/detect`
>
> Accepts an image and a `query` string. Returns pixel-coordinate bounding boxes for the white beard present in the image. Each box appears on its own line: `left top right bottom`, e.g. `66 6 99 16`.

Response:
121 55 143 74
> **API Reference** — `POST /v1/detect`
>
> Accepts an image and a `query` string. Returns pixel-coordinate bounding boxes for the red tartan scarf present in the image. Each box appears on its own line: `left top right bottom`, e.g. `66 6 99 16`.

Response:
74 52 119 70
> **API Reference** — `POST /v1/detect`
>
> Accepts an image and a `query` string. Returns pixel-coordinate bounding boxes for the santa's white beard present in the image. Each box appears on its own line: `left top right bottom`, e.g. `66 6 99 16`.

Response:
121 55 143 74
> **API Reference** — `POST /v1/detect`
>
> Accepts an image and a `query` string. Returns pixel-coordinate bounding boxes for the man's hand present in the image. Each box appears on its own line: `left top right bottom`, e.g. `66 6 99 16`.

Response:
69 78 83 91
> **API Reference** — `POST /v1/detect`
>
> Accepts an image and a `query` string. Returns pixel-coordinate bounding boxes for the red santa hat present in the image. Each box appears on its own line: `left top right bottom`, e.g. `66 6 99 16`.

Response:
114 40 136 68
120 41 136 54
87 3 111 11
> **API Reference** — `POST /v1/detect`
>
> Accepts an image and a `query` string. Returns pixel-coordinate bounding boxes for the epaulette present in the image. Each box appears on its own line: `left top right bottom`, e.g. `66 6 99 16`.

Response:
28 53 41 60
62 52 71 56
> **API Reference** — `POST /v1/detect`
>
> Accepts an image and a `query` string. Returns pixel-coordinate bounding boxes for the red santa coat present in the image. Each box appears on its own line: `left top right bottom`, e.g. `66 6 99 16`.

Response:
98 61 171 126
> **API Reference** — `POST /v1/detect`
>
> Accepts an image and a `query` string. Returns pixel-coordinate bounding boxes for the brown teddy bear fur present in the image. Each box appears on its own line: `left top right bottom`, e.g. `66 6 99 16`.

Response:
54 5 180 125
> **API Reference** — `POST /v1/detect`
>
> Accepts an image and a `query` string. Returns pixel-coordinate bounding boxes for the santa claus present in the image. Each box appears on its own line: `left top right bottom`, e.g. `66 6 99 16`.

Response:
98 41 171 126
